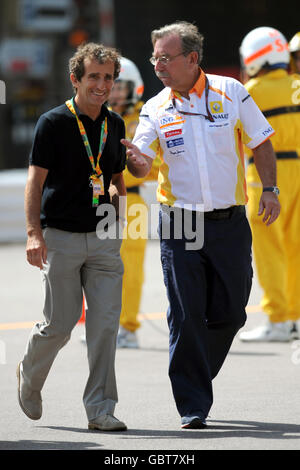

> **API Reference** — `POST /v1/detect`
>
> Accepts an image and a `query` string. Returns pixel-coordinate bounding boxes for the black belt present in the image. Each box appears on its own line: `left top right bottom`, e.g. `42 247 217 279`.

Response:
160 204 245 222
263 105 300 118
204 205 245 220
248 151 298 165
127 186 140 194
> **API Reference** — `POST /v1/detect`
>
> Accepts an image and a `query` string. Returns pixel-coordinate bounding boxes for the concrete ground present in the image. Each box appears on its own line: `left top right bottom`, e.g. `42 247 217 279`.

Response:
0 239 299 452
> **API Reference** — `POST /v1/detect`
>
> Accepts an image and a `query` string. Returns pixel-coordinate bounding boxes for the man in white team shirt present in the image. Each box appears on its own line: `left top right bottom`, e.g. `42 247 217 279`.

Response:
121 21 280 430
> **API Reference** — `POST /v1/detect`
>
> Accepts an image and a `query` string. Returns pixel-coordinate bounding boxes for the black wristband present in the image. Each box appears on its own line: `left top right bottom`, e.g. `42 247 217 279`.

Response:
263 186 280 195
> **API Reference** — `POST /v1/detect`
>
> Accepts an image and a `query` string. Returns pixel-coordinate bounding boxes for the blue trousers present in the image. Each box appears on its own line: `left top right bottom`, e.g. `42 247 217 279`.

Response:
159 205 252 421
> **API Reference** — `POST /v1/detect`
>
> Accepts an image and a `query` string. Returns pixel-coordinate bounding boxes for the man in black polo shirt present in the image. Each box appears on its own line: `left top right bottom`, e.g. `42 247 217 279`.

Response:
17 43 127 432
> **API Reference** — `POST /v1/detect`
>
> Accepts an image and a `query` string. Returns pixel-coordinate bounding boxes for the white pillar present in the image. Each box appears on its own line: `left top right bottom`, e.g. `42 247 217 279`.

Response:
98 0 116 46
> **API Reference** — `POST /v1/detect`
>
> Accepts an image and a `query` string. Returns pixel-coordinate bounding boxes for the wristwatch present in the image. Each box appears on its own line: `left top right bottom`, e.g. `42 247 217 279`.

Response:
263 186 280 196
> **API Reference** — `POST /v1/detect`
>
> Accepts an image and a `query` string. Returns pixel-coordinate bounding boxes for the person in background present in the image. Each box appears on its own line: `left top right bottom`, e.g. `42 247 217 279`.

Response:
239 27 300 342
122 21 280 429
108 57 160 348
289 32 300 74
17 43 127 432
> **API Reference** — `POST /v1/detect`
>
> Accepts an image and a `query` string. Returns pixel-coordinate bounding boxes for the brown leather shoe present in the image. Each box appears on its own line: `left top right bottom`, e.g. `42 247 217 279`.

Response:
17 362 42 420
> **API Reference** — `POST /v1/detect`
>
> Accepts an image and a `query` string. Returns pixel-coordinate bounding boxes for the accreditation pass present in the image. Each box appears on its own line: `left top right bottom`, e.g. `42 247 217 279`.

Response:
91 174 104 207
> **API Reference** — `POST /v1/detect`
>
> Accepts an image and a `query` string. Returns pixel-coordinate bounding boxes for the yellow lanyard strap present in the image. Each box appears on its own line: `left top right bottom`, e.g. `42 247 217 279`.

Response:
65 98 108 176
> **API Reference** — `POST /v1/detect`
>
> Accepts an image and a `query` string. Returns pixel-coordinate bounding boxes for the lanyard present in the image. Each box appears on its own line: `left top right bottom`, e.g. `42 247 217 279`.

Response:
65 97 108 178
171 76 214 122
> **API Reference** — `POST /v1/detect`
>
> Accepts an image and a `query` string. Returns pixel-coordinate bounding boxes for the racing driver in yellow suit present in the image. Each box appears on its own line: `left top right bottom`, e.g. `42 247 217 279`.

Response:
239 27 300 342
108 57 160 348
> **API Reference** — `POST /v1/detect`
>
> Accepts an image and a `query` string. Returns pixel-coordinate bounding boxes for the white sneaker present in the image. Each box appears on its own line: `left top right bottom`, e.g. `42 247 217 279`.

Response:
239 321 294 342
116 327 139 349
88 414 127 432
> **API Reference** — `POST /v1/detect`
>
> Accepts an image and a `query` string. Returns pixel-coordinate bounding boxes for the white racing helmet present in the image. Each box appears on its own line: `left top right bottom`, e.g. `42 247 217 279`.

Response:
240 27 290 77
117 57 144 104
289 32 300 53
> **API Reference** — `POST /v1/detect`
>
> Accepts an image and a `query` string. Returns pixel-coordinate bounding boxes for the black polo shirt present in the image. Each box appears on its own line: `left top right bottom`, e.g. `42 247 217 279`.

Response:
29 100 126 232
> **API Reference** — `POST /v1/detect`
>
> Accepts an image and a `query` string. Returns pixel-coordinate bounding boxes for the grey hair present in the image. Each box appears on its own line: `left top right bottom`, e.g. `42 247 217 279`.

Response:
151 21 204 65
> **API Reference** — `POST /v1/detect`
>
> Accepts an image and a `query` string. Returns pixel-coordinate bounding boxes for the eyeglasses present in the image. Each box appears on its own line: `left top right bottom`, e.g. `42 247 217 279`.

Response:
149 53 185 66
171 76 214 122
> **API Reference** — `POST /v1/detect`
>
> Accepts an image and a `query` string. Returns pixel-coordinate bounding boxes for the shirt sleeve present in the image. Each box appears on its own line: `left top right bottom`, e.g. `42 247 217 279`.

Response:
132 102 160 159
236 81 275 149
29 114 55 169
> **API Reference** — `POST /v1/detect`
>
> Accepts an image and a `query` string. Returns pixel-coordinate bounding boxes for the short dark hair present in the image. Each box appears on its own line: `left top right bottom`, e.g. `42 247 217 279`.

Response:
69 42 121 91
151 21 204 65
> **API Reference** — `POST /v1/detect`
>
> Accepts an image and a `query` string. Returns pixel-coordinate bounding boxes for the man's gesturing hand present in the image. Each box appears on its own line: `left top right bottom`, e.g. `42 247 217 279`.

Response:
121 139 152 177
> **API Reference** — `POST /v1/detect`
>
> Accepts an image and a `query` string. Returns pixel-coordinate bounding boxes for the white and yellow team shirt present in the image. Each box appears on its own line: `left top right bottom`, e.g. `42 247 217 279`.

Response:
132 70 275 211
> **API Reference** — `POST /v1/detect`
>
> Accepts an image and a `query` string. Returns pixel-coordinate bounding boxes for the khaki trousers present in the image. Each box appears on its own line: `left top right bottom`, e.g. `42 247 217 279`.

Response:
21 227 123 421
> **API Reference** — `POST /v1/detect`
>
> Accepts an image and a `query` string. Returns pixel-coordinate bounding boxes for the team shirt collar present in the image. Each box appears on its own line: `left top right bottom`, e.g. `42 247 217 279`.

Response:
169 68 206 102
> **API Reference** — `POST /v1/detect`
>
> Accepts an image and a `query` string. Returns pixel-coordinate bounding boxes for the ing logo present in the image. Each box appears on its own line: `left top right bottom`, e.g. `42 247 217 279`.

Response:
210 101 223 114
